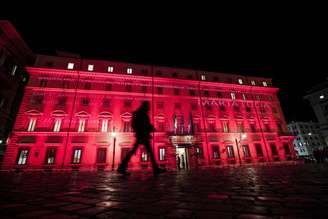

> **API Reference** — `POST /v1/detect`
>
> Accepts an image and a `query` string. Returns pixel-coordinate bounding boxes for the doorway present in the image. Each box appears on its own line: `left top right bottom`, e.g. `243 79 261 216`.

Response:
176 147 188 169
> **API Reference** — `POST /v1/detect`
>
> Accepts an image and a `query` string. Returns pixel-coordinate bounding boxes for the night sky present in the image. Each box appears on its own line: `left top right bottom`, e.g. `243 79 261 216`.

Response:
3 8 327 123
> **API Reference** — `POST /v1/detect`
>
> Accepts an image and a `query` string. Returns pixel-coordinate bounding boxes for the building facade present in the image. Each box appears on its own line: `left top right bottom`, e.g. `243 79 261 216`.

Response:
287 121 327 157
304 81 328 146
0 21 35 163
1 54 295 171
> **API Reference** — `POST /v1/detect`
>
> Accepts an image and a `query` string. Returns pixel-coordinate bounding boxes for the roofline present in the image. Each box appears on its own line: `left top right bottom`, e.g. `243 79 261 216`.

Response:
35 53 273 82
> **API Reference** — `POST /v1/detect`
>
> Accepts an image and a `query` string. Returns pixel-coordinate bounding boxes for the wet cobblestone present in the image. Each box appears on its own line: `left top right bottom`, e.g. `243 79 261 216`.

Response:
1 163 328 218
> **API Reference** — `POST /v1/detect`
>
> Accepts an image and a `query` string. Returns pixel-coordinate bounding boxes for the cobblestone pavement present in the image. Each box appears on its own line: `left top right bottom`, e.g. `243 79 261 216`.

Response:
1 164 328 218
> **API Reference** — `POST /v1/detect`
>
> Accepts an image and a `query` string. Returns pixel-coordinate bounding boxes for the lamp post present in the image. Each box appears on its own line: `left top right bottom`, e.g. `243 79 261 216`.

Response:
111 127 117 171
235 133 247 165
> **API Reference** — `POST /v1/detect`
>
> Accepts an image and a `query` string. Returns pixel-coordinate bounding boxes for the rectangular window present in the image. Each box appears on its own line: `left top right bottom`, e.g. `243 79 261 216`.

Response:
124 100 132 107
126 85 132 92
175 103 181 109
222 121 229 133
193 123 200 132
206 105 212 111
72 149 82 164
81 98 90 106
263 81 268 87
27 118 37 132
45 148 57 164
53 119 62 132
156 71 162 76
141 151 148 162
174 88 180 95
67 63 74 70
159 148 165 161
251 80 256 86
88 65 94 71
96 148 107 163
17 149 29 165
103 99 111 107
231 92 236 100
157 87 163 94
78 119 86 132
105 83 112 91
204 90 209 97
107 66 114 72
189 90 195 96
40 79 47 87
191 103 198 110
84 82 91 90
141 69 148 75
212 145 220 159
57 97 67 106
142 86 147 93
201 74 206 81
62 81 69 89
127 67 133 74
264 124 271 132
217 92 223 98
123 121 131 132
196 147 204 159
242 145 251 158
250 123 256 132
209 122 216 132
238 79 243 84
270 143 278 156
237 122 244 132
100 119 108 132
157 121 165 132
11 65 17 76
226 145 235 158
219 105 226 111
255 144 263 157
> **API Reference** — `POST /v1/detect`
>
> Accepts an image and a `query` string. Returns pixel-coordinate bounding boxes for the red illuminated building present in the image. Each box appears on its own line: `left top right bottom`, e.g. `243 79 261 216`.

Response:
1 54 295 171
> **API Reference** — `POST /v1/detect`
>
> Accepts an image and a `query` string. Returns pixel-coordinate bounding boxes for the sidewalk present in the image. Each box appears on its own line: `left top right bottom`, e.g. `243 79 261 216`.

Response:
1 164 328 218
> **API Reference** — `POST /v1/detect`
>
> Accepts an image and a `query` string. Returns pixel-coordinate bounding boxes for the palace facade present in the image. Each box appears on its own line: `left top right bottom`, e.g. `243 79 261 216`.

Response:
1 54 295 171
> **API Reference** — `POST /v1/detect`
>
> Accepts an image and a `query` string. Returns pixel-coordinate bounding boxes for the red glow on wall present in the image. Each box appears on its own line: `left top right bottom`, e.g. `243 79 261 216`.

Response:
1 57 295 171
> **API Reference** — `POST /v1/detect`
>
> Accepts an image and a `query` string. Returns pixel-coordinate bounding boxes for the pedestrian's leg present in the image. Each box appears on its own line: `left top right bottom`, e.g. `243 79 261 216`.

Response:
143 139 159 170
118 139 140 170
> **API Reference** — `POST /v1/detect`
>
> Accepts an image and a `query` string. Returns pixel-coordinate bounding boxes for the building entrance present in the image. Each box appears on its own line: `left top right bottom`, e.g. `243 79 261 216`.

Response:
176 147 188 169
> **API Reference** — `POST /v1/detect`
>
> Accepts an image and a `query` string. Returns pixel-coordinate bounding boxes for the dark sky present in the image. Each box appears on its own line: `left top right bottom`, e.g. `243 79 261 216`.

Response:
3 7 327 123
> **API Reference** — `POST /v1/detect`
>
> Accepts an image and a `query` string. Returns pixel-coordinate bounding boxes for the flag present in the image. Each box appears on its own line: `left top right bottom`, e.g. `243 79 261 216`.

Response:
188 112 194 135
173 113 177 131
180 115 184 133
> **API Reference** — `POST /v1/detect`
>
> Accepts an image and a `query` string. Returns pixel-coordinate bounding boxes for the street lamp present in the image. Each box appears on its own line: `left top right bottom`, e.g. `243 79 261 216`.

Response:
111 127 117 171
235 133 247 165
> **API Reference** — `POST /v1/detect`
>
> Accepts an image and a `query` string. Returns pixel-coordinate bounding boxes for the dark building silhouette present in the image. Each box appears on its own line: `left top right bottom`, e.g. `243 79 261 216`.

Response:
0 21 35 163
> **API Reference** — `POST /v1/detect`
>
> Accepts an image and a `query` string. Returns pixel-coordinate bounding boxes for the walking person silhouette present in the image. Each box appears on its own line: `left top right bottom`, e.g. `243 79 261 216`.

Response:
117 101 166 175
